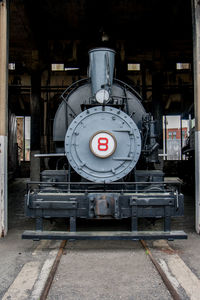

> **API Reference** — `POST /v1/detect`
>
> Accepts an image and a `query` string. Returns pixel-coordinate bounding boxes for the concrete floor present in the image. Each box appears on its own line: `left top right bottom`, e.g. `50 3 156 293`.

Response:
0 179 59 299
0 178 199 300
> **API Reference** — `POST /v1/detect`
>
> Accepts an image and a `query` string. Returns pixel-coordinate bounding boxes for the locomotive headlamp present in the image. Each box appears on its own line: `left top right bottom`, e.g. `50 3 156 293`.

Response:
95 89 110 104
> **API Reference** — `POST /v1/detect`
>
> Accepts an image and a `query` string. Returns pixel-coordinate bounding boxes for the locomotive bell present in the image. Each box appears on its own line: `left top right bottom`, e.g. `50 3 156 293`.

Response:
88 48 116 103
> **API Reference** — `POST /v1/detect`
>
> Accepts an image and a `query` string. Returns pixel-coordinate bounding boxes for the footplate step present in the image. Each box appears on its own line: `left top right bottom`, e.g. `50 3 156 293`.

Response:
22 230 187 241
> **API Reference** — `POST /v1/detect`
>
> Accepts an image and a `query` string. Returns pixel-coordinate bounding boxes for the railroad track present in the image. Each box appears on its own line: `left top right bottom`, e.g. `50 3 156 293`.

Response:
39 239 182 300
40 240 67 300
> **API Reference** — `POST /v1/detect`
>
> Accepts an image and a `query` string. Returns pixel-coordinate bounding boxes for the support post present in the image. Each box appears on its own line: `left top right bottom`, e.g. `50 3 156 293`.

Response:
0 0 8 237
192 0 200 234
152 55 164 148
30 67 41 182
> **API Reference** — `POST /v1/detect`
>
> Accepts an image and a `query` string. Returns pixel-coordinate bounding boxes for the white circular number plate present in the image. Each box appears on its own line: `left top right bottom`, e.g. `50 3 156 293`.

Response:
90 131 117 158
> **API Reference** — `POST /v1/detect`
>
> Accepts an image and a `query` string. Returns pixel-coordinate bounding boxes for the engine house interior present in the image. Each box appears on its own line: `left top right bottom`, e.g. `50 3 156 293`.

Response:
3 0 196 239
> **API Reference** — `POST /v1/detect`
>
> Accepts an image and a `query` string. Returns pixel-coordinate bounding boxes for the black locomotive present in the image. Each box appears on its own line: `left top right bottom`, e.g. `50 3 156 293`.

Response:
23 48 186 240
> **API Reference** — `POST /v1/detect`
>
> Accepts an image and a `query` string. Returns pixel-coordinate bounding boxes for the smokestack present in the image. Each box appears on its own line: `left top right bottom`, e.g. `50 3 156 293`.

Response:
88 48 116 97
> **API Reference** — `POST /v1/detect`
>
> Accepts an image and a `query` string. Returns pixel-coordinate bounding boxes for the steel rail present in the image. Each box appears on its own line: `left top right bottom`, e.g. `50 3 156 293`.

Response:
40 240 67 300
140 240 181 300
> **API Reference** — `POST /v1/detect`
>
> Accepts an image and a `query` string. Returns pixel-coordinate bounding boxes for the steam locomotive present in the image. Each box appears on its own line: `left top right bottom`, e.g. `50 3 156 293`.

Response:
22 48 186 240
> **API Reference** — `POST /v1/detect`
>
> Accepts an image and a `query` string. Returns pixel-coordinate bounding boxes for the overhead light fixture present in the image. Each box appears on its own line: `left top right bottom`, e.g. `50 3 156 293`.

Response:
51 64 64 71
9 63 15 70
127 63 140 71
64 67 79 71
102 32 109 42
176 63 191 70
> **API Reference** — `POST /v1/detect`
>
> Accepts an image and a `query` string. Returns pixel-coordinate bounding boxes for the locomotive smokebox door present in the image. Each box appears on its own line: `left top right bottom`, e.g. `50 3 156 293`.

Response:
65 106 141 183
